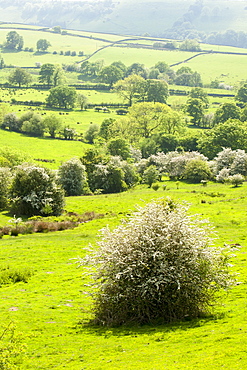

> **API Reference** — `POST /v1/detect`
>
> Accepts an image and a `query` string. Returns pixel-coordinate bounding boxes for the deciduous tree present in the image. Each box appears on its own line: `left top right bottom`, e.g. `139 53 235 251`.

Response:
189 87 209 108
9 164 64 216
0 167 12 210
39 63 56 86
58 158 87 196
99 65 123 87
128 102 179 138
84 123 99 144
43 114 62 138
107 137 130 160
46 85 77 109
36 39 51 52
236 83 247 103
185 98 205 126
52 65 66 87
145 79 169 103
198 120 247 159
113 74 146 106
77 93 88 111
5 31 23 50
8 68 32 87
214 102 241 125
21 113 45 137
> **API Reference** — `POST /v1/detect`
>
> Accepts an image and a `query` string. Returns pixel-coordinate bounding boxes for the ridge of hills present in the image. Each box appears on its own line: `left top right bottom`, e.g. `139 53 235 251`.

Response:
0 0 247 38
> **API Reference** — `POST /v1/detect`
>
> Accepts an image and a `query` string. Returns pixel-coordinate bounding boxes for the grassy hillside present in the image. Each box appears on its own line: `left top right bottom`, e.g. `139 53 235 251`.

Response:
0 129 90 168
0 181 247 369
0 25 246 88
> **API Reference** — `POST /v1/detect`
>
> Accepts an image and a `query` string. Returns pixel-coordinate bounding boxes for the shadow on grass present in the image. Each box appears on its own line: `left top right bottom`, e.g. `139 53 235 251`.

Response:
74 312 225 337
1 48 20 54
33 51 49 56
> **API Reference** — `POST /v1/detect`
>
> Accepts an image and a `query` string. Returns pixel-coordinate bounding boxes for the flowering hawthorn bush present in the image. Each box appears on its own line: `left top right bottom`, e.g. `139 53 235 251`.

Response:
9 164 64 217
81 199 234 326
58 158 87 196
0 167 12 210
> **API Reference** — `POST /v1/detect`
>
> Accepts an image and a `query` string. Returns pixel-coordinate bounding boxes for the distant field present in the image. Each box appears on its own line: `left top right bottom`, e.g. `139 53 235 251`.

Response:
0 25 246 88
5 106 120 135
0 28 109 58
0 129 90 168
183 52 247 87
90 47 195 68
0 88 124 106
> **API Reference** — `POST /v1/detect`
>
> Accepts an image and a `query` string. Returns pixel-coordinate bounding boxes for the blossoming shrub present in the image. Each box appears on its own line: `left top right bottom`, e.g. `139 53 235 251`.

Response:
228 174 245 187
58 158 88 196
82 199 234 326
9 164 64 217
0 167 12 210
182 159 212 183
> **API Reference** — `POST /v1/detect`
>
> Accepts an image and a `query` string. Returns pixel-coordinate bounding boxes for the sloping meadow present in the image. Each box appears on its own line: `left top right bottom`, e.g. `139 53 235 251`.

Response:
0 181 247 369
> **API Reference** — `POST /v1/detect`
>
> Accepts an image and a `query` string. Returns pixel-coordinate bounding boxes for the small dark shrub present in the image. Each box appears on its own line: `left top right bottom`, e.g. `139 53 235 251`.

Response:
0 265 33 286
151 182 160 191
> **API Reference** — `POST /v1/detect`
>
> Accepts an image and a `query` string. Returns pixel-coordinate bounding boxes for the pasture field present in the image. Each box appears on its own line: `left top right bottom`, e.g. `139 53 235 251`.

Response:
0 25 247 87
0 88 124 107
0 24 128 43
90 47 196 69
0 181 247 369
184 53 247 87
0 28 109 60
0 129 90 169
3 104 122 136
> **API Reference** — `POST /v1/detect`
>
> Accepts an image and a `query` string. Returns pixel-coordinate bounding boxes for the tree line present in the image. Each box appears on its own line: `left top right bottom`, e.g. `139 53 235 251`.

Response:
1 142 246 220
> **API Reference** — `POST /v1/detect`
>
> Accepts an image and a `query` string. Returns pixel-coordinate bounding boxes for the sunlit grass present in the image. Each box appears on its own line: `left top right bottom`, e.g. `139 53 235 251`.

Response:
0 181 247 369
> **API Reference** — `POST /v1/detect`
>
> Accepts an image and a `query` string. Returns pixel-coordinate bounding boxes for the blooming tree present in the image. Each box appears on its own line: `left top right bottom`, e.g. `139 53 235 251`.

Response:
81 199 234 326
9 164 64 216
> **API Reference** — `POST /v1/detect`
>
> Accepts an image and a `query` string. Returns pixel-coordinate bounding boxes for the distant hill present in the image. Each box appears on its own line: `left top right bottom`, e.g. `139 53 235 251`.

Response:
1 0 247 40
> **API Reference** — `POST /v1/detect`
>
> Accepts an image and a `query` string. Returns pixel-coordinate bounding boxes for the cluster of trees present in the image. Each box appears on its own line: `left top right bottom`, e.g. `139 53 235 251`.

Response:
142 147 247 185
154 39 201 52
7 63 66 88
162 1 247 49
2 31 52 53
84 102 186 150
160 1 247 49
4 31 24 50
0 111 76 139
38 63 66 87
80 59 203 88
184 85 247 128
113 75 169 105
82 89 247 159
1 142 246 219
205 30 247 49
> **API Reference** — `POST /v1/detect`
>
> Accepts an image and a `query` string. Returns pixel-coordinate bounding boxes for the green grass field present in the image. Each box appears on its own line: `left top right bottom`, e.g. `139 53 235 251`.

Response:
0 181 247 369
0 129 90 168
0 24 247 369
0 24 247 88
